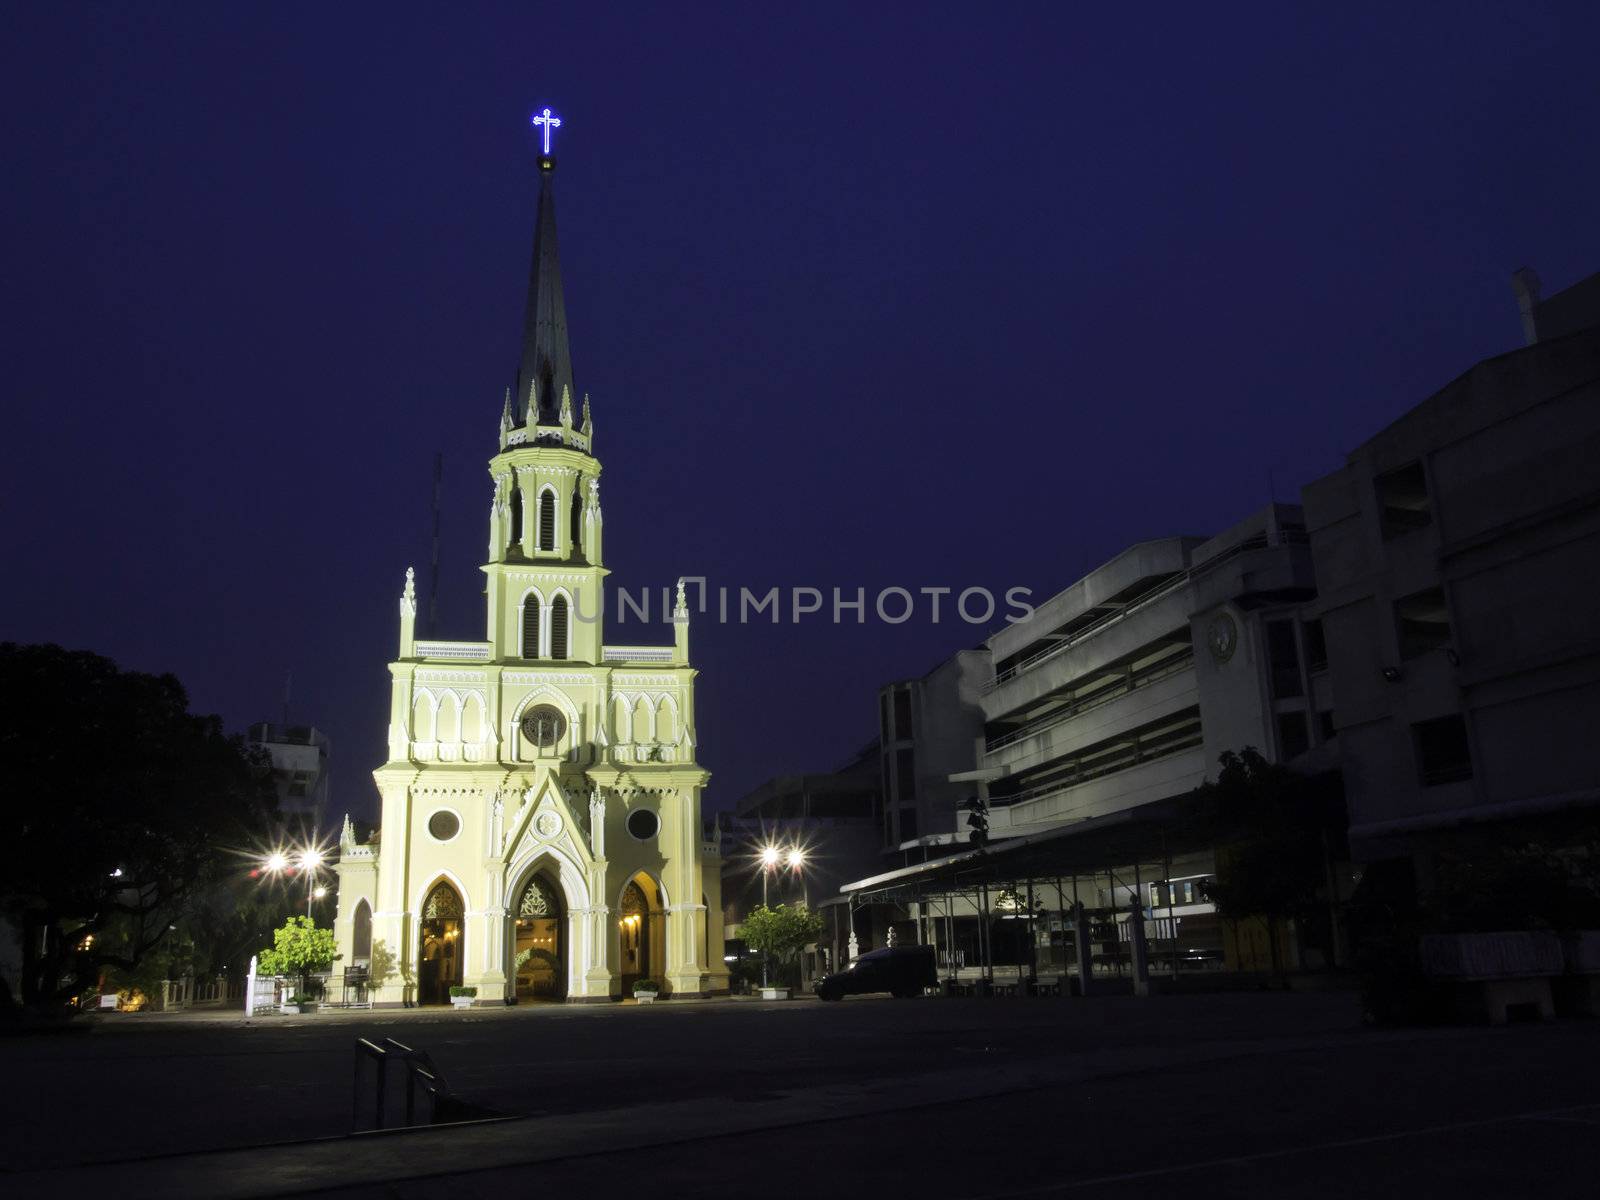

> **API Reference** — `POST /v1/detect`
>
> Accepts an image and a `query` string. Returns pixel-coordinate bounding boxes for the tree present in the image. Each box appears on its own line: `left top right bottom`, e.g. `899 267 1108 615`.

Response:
1192 748 1345 981
741 903 825 989
256 916 337 994
0 643 278 1017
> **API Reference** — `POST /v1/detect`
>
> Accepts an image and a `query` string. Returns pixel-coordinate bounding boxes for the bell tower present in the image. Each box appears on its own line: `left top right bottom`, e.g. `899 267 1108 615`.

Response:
484 151 607 665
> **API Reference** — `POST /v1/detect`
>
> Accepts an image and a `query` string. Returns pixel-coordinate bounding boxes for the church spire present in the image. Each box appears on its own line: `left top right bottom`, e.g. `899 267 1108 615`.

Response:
512 138 574 428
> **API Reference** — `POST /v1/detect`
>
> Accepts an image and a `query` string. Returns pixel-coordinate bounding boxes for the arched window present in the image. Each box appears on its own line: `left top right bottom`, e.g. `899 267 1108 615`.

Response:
522 594 542 659
509 486 524 549
352 899 372 963
413 693 436 743
550 595 570 660
570 478 584 560
436 692 460 743
538 488 557 552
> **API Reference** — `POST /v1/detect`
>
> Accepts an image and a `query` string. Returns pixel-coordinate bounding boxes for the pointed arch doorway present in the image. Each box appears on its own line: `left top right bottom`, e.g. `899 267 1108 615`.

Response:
418 880 464 1006
619 873 665 994
513 872 566 1002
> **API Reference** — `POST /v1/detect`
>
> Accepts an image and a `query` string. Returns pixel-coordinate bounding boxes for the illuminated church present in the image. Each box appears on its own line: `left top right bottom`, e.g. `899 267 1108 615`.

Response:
332 121 726 1004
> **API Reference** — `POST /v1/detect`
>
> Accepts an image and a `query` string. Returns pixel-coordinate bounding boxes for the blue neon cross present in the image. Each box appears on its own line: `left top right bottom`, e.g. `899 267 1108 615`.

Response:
531 107 562 155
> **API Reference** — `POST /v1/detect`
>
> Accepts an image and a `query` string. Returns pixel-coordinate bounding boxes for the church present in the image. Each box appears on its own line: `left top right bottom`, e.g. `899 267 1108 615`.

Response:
332 122 727 1005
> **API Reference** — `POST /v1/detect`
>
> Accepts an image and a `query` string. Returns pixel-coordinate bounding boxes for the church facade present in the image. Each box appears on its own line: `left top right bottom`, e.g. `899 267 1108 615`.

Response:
332 141 727 1005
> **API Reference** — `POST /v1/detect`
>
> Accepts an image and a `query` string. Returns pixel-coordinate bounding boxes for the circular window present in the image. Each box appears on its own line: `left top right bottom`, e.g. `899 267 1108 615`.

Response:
519 705 567 749
626 808 660 842
427 809 461 842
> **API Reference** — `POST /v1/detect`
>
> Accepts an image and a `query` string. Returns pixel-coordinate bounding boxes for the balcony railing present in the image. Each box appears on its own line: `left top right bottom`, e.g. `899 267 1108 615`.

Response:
984 653 1194 754
414 641 491 661
985 574 1190 693
603 646 674 663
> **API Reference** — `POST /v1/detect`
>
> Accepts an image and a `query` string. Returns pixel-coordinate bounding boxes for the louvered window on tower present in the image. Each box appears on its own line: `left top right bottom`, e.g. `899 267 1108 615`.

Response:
538 490 557 551
550 595 570 660
570 480 583 560
522 596 542 659
510 487 525 548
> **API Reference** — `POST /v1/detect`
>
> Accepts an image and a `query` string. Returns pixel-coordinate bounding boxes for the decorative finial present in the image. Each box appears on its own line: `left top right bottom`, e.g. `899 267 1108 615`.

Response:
560 383 574 428
674 578 689 621
581 394 592 437
404 566 416 601
526 378 540 427
531 107 563 159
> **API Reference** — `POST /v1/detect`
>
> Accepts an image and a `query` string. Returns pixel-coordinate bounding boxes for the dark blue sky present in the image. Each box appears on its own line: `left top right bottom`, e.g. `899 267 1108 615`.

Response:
4 3 1597 822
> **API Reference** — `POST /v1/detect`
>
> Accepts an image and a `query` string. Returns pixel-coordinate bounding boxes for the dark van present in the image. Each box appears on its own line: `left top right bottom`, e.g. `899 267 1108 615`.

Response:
814 944 937 1001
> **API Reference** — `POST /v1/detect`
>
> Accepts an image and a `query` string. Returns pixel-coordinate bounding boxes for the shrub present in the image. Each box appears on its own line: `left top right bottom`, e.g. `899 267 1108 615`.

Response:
632 978 660 993
448 985 477 998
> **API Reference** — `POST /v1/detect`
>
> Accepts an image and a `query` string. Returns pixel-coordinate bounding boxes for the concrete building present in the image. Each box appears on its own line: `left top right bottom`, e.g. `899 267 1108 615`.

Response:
246 723 331 834
839 502 1338 984
1303 267 1600 874
878 649 990 856
979 502 1327 838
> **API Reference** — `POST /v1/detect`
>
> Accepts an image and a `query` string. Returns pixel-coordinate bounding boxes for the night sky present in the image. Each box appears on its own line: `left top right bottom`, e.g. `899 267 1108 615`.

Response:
5 3 1598 824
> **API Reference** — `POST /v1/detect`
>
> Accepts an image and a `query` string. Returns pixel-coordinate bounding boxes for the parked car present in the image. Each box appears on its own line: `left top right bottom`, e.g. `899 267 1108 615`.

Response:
814 945 937 1001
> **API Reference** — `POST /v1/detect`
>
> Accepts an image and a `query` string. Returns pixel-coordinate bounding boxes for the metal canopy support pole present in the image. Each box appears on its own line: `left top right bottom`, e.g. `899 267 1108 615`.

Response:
1071 870 1092 999
1025 877 1037 991
972 883 985 985
1128 896 1150 998
1133 859 1147 994
1164 835 1178 983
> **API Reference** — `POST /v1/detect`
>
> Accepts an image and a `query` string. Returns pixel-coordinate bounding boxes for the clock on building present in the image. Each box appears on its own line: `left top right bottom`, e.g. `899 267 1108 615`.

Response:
519 705 566 749
1207 612 1238 663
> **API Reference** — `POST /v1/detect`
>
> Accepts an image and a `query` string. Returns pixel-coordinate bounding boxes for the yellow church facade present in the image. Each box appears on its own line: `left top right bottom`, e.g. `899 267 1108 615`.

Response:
331 141 727 1005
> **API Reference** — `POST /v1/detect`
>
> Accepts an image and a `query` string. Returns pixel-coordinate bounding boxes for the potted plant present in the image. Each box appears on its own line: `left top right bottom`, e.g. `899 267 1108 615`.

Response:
288 992 316 1014
632 979 660 1004
449 985 477 1009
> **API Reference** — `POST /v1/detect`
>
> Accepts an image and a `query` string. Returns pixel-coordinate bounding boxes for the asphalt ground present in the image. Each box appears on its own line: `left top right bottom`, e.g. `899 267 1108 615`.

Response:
4 991 1598 1197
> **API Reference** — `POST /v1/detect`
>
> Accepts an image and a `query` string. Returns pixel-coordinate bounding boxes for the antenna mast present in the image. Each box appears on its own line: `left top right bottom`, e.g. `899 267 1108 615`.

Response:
429 452 443 637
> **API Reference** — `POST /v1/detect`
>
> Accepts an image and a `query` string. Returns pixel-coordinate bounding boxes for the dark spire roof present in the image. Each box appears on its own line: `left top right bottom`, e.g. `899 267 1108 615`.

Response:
512 155 573 426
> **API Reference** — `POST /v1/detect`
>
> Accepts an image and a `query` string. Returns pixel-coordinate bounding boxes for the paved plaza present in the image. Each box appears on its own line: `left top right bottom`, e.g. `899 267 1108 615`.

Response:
4 991 1598 1197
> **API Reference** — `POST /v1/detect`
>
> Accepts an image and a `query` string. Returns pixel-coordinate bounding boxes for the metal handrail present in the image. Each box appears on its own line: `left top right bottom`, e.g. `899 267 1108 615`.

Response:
985 530 1305 695
353 1036 455 1132
984 573 1191 694
984 653 1194 754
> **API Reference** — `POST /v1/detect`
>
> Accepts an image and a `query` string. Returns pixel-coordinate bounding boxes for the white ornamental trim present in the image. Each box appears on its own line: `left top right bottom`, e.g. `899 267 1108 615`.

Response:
415 641 491 661
501 671 599 687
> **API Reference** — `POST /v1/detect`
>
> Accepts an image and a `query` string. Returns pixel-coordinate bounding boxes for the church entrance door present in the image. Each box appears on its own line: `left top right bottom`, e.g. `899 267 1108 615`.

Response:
417 880 464 1006
619 874 663 994
512 872 565 1002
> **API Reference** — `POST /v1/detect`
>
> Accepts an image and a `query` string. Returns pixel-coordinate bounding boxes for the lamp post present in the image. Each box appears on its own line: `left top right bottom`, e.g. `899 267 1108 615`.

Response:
787 846 809 908
258 846 328 922
758 845 781 987
298 847 325 919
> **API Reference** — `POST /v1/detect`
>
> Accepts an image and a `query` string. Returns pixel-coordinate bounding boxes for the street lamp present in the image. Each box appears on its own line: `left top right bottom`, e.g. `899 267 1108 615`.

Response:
298 847 326 919
257 846 329 921
758 844 782 988
787 846 809 907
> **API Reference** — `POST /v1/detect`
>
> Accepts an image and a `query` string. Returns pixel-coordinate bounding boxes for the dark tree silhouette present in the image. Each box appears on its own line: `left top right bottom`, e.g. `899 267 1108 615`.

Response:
1193 748 1345 981
0 643 277 1016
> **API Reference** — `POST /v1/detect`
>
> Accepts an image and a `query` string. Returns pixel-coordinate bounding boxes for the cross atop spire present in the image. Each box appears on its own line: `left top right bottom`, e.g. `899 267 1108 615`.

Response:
511 113 574 428
530 107 562 157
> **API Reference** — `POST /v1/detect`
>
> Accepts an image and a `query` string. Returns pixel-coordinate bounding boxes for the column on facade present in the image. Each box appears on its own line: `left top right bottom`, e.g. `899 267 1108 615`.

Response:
665 788 708 995
372 782 414 1005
